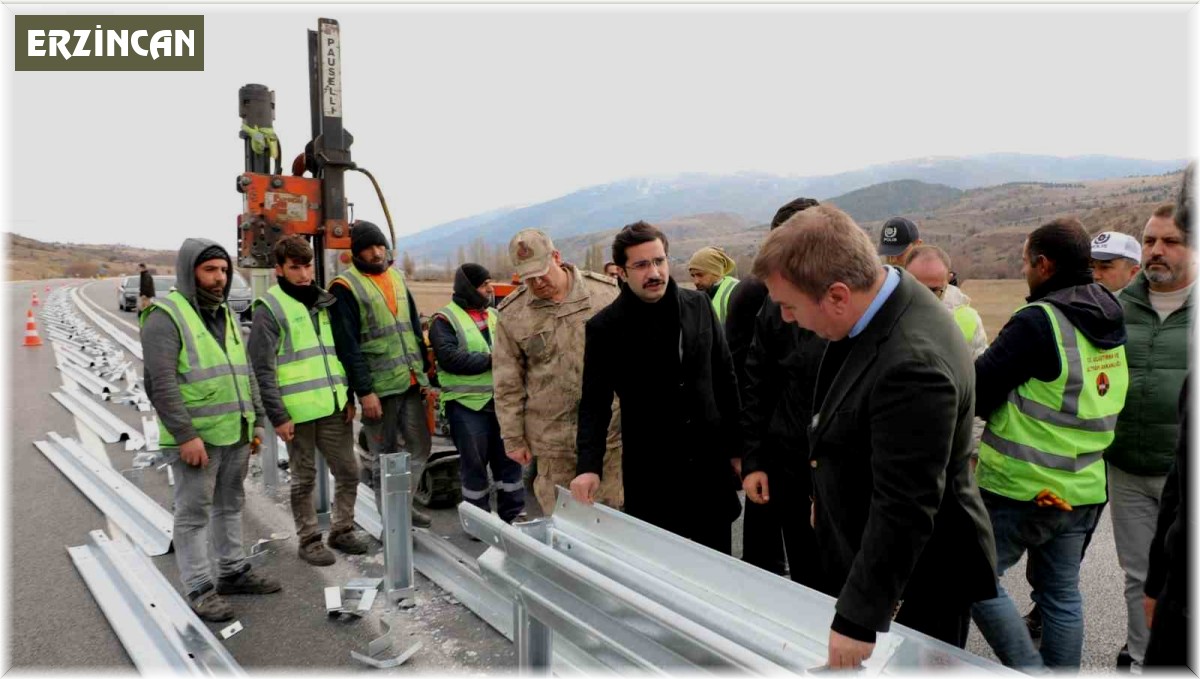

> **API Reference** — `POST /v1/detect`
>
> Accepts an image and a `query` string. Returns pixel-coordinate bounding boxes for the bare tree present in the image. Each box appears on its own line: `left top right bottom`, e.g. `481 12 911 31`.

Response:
401 251 416 278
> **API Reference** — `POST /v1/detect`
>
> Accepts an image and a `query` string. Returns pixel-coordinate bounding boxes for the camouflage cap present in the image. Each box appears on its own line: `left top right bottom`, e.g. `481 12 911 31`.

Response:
509 228 556 280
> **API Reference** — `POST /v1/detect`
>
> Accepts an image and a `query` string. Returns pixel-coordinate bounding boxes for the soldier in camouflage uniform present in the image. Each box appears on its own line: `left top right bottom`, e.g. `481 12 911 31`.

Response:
494 229 624 514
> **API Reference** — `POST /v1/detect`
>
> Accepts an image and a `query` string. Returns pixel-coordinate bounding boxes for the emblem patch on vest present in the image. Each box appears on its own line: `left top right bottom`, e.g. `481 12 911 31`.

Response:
1097 372 1110 397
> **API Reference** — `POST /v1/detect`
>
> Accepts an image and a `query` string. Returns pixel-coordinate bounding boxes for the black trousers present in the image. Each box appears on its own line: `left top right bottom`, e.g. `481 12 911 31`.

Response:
895 595 972 648
742 499 787 575
1144 600 1190 669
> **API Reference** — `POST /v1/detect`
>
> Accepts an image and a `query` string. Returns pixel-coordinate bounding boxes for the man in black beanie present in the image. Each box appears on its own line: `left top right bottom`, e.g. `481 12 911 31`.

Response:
328 221 436 527
429 264 525 523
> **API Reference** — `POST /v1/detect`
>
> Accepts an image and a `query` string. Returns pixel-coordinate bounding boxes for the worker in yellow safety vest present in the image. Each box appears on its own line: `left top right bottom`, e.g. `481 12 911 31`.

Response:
969 218 1129 671
249 235 371 567
429 263 526 522
687 246 739 324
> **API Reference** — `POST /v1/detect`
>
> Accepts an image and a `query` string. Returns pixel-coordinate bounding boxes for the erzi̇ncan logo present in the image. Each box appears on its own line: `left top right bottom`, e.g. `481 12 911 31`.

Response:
15 15 203 71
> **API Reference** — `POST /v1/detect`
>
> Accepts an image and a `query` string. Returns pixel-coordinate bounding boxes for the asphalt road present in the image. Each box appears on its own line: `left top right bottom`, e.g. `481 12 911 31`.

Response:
6 277 1132 673
7 278 512 672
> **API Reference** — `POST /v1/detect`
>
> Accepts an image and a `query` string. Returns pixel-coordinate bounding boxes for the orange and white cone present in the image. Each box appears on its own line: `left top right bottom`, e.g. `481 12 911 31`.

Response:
31 292 39 307
23 309 42 347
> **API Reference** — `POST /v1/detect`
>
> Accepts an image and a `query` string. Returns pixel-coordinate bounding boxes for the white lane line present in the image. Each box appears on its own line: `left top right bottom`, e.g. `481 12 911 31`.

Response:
79 280 141 333
71 285 142 360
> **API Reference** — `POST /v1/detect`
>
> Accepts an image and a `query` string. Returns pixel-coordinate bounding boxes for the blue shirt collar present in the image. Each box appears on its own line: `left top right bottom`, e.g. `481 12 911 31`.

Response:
849 266 901 338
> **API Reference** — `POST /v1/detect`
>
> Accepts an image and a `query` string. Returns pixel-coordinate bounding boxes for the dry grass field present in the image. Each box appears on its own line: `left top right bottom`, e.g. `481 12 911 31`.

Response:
409 278 1029 339
960 278 1028 338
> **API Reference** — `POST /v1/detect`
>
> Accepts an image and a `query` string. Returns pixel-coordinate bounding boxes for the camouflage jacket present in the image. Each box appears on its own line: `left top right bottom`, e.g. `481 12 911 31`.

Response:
493 264 622 459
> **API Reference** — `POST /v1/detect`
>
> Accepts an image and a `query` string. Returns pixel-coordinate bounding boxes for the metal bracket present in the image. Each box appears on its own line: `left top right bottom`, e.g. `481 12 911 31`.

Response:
35 433 173 556
68 530 244 675
220 621 244 640
350 619 423 669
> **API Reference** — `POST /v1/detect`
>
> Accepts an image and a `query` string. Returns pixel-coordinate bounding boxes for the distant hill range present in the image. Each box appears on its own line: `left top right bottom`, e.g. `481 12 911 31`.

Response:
550 172 1183 280
396 153 1186 272
6 233 176 281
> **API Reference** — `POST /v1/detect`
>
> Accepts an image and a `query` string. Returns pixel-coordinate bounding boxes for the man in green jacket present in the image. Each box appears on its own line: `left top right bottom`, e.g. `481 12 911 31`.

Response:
1105 202 1193 671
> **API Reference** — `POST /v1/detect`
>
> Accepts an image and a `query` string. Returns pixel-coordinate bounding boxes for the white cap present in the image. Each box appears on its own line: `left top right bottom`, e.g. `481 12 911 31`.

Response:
1091 231 1142 263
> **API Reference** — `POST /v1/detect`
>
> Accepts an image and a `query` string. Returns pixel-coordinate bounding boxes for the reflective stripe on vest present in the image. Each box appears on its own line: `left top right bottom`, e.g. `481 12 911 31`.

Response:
953 306 979 344
257 286 349 424
977 302 1128 506
140 291 255 447
711 276 739 324
334 267 428 397
434 303 497 412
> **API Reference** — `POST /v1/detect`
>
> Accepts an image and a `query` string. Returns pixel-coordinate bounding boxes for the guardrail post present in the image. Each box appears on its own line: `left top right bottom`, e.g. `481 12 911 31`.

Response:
315 454 331 531
513 598 551 673
261 434 280 490
381 452 415 602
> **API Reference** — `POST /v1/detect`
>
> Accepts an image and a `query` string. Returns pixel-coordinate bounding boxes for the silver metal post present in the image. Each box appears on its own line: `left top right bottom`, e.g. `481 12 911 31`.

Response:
261 433 280 490
315 454 331 531
513 598 551 673
381 452 414 602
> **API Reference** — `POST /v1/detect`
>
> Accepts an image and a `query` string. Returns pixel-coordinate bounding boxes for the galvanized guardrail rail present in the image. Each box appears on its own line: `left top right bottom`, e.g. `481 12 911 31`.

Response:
455 488 1018 675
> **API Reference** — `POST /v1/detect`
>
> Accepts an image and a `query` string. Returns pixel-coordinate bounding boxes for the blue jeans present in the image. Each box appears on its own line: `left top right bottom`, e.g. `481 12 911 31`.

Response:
446 400 524 522
971 490 1100 671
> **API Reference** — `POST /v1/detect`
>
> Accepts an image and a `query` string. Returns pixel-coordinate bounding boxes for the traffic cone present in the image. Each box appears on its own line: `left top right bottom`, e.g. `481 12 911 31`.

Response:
31 292 39 307
23 309 42 347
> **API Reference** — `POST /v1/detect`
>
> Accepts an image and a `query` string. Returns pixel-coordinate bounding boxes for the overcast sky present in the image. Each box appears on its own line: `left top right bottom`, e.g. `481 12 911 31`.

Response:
3 3 1193 253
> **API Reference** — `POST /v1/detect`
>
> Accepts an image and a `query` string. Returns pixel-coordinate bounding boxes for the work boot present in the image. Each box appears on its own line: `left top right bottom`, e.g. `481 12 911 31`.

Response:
328 528 371 555
1116 644 1133 670
188 586 234 623
298 534 336 566
412 506 433 528
217 567 283 596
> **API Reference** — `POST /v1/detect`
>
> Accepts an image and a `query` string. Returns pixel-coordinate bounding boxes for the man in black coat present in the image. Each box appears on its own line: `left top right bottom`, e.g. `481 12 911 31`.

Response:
571 221 742 554
752 205 997 667
729 196 822 579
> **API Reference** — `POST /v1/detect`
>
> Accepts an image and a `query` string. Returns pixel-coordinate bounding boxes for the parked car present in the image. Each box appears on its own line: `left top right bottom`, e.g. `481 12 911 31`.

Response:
119 275 176 312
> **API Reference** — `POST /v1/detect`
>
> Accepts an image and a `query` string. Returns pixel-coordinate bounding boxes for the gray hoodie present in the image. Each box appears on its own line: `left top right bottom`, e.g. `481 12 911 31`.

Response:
141 238 265 446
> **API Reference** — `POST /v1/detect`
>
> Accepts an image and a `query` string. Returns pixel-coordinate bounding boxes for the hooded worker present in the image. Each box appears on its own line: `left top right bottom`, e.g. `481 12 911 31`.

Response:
688 246 739 323
140 237 277 623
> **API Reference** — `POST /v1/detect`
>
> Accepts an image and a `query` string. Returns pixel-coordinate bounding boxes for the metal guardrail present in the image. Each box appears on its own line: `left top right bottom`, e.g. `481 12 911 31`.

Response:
71 284 144 360
51 387 144 447
35 432 173 556
458 489 1019 675
68 530 243 675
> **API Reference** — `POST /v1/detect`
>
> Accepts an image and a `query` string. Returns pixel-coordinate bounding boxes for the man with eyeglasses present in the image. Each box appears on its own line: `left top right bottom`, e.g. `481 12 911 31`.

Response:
904 245 988 359
571 221 742 554
493 228 624 515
